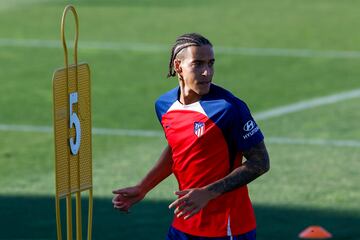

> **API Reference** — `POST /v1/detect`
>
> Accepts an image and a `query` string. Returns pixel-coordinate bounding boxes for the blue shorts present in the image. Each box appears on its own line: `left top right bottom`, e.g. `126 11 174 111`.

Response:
166 226 256 240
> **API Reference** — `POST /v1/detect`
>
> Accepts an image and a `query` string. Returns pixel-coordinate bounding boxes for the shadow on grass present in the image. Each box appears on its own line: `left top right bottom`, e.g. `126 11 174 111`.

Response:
0 195 359 240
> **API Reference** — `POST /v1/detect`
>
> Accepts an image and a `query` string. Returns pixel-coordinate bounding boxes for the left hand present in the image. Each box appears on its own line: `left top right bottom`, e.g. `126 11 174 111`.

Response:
112 185 145 213
168 188 219 220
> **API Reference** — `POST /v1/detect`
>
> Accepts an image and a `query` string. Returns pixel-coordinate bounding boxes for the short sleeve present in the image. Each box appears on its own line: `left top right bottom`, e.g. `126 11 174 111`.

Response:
154 87 179 124
229 99 264 151
154 100 163 123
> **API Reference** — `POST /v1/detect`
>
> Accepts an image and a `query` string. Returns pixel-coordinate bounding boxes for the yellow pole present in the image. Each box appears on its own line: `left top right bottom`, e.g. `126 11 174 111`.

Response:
87 189 93 240
55 196 62 240
66 194 73 240
76 192 82 240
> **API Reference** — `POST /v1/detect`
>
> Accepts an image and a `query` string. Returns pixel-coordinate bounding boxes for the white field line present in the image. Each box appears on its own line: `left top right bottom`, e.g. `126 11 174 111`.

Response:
0 124 163 137
2 38 360 59
267 137 360 148
0 123 359 148
254 88 360 121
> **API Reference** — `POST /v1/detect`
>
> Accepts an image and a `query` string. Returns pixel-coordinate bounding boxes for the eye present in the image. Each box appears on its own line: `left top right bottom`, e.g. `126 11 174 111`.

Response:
193 61 202 67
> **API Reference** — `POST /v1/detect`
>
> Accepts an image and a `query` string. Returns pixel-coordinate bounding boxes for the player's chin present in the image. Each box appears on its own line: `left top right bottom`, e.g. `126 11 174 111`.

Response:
196 84 211 95
199 87 210 96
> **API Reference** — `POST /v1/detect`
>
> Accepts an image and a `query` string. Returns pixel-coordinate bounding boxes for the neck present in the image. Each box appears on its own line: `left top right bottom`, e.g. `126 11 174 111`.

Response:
179 83 201 105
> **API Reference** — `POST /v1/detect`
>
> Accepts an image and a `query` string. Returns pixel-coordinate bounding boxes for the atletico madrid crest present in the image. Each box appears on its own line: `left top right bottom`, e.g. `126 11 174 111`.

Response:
194 122 205 137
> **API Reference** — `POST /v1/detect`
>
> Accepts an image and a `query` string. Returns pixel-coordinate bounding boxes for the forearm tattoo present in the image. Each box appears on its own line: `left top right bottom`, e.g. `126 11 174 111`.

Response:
206 141 270 194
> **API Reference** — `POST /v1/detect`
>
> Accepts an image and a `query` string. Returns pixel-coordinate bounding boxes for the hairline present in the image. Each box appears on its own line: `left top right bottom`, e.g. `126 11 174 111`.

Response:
175 44 214 61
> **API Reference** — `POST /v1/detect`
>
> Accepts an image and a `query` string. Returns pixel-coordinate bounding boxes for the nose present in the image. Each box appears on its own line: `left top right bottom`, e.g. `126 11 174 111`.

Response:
202 66 212 76
202 69 207 76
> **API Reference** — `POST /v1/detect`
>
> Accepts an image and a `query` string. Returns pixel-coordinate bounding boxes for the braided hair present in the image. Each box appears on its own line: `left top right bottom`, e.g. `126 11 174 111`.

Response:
167 33 212 78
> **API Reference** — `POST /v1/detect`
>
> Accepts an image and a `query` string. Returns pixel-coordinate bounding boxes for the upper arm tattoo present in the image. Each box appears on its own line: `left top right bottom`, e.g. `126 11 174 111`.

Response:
243 140 270 173
206 141 270 195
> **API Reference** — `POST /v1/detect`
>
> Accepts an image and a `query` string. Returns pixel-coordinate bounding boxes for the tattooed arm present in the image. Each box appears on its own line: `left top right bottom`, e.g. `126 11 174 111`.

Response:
206 140 270 194
168 140 270 219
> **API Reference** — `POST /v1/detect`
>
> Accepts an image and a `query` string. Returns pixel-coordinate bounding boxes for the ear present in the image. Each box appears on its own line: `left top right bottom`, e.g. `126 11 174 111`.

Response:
173 59 182 74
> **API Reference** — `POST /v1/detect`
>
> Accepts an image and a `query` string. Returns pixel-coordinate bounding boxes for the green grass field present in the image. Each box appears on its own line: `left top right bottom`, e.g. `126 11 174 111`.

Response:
0 0 360 239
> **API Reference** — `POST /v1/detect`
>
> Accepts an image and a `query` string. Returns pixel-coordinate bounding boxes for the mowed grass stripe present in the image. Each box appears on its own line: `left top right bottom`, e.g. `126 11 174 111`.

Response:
1 86 359 138
2 38 360 59
0 0 52 11
1 132 359 209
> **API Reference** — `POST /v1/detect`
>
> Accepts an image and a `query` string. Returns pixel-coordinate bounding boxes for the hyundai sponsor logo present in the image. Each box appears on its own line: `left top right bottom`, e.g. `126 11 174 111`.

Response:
243 120 255 132
243 126 259 139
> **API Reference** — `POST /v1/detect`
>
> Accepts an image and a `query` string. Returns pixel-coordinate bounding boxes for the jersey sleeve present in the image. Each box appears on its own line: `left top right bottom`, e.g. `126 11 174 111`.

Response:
154 87 179 124
229 98 264 151
154 100 163 123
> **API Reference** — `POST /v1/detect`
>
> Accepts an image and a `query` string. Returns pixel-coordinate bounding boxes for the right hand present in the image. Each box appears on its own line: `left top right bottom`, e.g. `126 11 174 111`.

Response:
112 185 145 213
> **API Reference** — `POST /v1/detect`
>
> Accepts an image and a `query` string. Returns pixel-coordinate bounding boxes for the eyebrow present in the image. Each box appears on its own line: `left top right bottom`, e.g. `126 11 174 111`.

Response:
191 59 215 63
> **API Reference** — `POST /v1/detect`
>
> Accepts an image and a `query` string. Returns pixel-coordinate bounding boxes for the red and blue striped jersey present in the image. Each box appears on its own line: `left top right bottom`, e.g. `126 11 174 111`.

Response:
155 84 264 237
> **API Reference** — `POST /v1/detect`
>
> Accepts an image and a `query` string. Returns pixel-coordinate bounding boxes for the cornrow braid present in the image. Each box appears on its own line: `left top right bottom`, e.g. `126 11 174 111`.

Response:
167 33 212 78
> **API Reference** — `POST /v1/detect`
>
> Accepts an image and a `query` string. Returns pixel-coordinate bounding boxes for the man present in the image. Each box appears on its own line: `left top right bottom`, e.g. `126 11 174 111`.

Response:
112 33 270 240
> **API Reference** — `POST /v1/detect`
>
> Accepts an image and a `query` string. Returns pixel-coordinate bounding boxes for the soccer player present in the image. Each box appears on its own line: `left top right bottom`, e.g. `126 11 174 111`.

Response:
112 33 270 240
